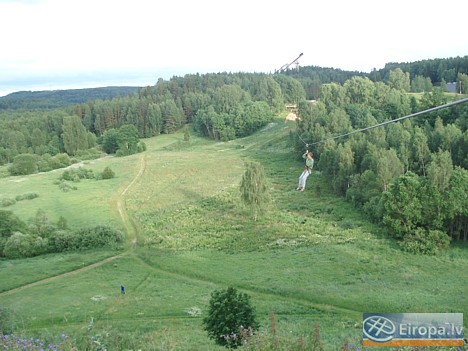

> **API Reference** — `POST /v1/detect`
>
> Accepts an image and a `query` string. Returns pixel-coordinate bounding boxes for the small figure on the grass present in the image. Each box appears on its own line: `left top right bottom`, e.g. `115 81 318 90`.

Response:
121 285 125 295
297 150 314 192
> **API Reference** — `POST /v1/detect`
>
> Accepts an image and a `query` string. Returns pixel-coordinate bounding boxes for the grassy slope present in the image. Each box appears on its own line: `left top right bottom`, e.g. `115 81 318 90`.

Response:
0 120 466 349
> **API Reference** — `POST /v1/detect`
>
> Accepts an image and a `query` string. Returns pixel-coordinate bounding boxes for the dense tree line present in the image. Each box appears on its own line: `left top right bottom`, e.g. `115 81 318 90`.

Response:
0 86 140 110
71 73 303 140
370 56 468 89
296 73 467 251
0 72 303 171
282 56 468 99
284 65 367 100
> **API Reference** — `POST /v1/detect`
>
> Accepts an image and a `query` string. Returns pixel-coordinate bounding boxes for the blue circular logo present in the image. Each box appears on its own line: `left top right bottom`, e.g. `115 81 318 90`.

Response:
363 315 396 342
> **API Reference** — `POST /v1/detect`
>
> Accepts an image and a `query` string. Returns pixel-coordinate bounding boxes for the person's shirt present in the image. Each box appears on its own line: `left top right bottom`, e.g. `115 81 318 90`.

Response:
302 153 314 170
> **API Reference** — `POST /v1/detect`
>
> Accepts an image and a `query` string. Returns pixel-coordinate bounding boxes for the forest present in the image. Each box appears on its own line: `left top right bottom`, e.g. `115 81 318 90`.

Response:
0 86 140 109
0 57 467 255
296 77 467 251
284 56 468 99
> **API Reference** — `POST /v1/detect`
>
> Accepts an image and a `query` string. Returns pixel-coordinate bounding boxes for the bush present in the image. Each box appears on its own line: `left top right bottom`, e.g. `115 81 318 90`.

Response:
100 166 115 180
8 154 37 175
60 167 94 182
15 193 39 201
203 287 258 348
3 232 34 259
400 228 451 255
48 153 71 170
58 181 77 192
49 225 124 252
75 147 101 160
0 198 16 207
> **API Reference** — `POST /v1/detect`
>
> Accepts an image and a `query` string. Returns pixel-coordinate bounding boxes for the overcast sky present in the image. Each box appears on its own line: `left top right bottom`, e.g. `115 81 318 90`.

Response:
1 0 467 96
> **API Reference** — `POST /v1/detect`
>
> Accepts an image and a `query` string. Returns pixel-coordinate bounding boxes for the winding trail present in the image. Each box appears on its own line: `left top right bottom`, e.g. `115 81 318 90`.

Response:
0 153 147 297
116 153 146 246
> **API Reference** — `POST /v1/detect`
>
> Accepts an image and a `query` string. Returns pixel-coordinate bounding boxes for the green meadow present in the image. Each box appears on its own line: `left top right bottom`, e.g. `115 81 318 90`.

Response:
0 120 466 350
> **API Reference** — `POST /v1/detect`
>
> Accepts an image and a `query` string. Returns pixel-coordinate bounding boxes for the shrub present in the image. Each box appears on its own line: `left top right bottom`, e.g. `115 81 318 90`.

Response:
400 228 451 255
100 166 115 180
15 193 39 201
50 225 124 252
137 141 147 152
75 147 101 160
203 287 258 348
8 154 37 175
58 181 77 192
3 232 34 259
48 153 71 170
0 198 16 207
60 167 94 182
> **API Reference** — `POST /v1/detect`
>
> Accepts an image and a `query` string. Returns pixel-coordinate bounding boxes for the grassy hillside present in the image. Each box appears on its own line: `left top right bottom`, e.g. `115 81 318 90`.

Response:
0 119 466 350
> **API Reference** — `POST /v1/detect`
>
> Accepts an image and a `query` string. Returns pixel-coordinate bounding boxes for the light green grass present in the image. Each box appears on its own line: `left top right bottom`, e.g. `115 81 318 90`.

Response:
0 121 466 350
0 249 118 292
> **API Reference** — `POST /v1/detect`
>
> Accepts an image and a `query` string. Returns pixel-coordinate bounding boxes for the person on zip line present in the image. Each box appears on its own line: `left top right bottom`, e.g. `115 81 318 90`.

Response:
296 149 314 192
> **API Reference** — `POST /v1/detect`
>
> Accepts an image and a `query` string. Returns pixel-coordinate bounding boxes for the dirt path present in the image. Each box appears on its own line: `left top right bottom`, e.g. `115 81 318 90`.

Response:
117 153 146 246
0 255 123 297
0 153 147 297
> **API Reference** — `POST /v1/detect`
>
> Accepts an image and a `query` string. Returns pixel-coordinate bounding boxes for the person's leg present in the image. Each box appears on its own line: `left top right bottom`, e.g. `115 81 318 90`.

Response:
298 171 308 189
299 171 310 190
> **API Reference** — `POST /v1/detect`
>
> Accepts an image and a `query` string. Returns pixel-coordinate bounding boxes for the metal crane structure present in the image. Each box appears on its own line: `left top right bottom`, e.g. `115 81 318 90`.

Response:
274 53 303 74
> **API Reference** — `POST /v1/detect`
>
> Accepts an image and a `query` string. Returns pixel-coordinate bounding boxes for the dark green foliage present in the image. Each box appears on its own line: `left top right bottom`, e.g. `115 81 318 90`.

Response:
0 210 27 256
0 209 122 258
203 287 258 348
100 166 115 180
400 229 451 255
8 153 37 175
64 225 124 251
296 69 467 247
101 128 120 154
374 56 468 86
47 153 71 169
101 124 141 156
116 124 140 156
61 115 90 156
60 167 95 182
45 226 124 254
382 172 422 239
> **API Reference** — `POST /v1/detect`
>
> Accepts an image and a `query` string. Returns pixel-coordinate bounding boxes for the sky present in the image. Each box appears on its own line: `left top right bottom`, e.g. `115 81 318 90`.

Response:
1 0 467 96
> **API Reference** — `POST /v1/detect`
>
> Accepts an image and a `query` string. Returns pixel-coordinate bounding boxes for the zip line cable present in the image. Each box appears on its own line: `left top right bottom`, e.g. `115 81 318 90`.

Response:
298 97 468 147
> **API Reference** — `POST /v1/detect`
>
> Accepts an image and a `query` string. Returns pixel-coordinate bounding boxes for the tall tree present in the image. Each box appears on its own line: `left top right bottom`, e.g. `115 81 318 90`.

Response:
240 162 268 221
388 68 410 92
61 116 88 156
382 172 423 239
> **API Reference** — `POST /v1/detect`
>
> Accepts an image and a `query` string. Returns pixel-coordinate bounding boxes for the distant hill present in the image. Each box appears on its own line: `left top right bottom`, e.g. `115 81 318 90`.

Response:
0 86 142 109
